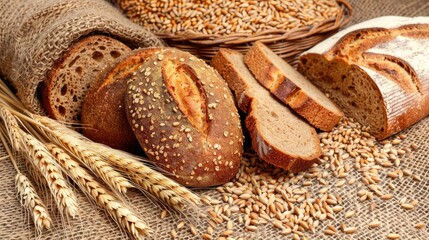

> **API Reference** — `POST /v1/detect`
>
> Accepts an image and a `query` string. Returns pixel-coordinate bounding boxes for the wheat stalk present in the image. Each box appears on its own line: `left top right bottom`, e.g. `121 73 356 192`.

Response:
34 115 200 208
47 143 152 239
15 173 53 232
52 134 132 194
32 115 133 194
19 130 79 218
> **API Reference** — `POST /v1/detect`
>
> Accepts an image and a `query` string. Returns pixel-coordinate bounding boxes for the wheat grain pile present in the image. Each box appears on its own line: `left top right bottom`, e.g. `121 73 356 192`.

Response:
0 0 429 239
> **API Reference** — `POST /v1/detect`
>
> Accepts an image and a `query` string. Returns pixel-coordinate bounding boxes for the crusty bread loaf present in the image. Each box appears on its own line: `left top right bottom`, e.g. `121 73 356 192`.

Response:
298 16 429 139
125 49 243 187
211 48 321 172
41 35 131 123
244 42 343 131
81 48 160 153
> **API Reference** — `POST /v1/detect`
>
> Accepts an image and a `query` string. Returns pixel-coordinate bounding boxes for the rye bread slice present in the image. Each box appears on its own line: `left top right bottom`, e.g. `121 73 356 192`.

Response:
41 34 131 123
81 48 160 153
244 41 343 131
211 48 321 172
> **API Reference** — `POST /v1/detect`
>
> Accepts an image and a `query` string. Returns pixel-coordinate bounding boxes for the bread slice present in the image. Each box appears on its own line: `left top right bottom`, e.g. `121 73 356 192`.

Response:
41 35 131 123
244 41 343 131
298 16 429 139
211 48 321 173
81 48 160 153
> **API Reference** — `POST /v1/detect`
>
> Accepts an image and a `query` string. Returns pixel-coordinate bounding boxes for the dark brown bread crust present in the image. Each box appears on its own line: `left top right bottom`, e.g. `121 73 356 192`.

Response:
41 34 131 123
81 48 160 153
211 48 321 173
125 49 243 187
244 42 343 131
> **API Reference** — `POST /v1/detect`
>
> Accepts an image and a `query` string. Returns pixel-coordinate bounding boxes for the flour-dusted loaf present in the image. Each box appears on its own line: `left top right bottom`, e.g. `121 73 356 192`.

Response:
244 42 343 131
41 35 131 123
81 48 160 153
298 16 429 139
211 48 321 173
125 49 243 187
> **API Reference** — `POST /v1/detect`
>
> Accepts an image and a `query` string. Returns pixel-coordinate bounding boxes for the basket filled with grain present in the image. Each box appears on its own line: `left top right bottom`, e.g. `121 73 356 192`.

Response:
116 0 352 63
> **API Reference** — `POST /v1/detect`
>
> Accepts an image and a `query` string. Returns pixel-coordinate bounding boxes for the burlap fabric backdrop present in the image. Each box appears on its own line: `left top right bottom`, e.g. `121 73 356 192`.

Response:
0 0 163 114
0 0 428 239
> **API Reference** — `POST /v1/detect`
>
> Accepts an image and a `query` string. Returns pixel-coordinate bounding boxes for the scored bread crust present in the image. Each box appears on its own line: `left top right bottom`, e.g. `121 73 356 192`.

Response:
244 42 343 131
125 49 243 187
211 48 321 173
41 34 131 123
81 48 160 153
298 16 429 139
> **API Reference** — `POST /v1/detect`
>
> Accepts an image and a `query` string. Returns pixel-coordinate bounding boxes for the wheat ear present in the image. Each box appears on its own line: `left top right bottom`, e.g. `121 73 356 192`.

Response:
0 125 52 232
25 157 48 189
0 104 22 151
19 130 79 218
106 150 201 209
33 115 133 194
15 173 53 232
47 143 152 239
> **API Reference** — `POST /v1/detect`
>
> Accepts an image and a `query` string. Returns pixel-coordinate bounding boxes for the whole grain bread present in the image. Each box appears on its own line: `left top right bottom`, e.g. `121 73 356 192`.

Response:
298 16 429 139
41 35 131 123
81 48 160 153
211 48 321 173
125 49 243 187
244 42 343 131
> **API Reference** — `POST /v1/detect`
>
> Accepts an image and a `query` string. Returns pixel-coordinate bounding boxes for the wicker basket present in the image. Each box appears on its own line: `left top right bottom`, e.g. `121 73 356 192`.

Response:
152 0 352 64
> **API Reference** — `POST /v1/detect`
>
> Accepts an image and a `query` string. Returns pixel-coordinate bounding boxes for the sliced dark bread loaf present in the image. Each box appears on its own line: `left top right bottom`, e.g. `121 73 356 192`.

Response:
41 35 131 123
211 48 321 172
298 16 429 139
244 42 343 131
81 48 160 153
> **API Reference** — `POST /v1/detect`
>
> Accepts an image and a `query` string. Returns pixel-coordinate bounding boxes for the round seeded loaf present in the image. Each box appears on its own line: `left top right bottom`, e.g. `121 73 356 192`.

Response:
125 49 243 187
81 48 160 153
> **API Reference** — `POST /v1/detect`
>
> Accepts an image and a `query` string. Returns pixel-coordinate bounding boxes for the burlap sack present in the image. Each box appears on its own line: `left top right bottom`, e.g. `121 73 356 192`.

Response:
0 0 428 239
0 0 163 114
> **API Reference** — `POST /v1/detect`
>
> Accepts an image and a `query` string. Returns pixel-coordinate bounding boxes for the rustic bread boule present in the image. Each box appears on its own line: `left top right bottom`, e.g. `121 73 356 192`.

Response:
41 35 131 123
81 48 160 153
125 49 244 187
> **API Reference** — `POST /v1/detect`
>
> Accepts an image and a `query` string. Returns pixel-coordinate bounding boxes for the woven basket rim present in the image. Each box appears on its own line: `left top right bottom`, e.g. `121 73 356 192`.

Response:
155 0 353 46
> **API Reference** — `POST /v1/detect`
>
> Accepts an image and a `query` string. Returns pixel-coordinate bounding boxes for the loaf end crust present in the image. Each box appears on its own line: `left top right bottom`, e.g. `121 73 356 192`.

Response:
81 47 160 153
